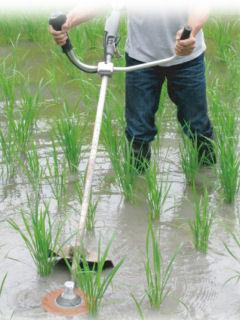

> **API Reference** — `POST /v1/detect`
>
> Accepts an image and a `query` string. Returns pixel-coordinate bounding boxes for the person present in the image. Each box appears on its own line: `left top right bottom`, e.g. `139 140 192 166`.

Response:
49 4 216 173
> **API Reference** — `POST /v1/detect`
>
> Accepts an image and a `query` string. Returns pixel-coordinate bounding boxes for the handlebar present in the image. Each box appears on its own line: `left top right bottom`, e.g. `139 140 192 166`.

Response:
49 13 73 54
49 13 192 74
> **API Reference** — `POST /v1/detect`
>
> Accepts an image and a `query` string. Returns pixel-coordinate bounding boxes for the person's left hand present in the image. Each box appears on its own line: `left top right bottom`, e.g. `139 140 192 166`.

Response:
175 28 196 56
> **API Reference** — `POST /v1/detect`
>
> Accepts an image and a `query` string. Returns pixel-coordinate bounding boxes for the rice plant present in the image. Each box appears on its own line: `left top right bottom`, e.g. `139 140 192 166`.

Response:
131 294 145 320
6 93 38 153
55 105 83 173
179 131 202 185
46 141 67 209
189 188 213 253
204 18 236 62
146 161 170 220
211 102 240 203
102 111 137 201
145 221 178 309
8 200 64 277
74 180 98 232
69 238 124 316
216 137 240 203
224 233 240 284
23 143 44 192
0 128 17 177
0 273 7 296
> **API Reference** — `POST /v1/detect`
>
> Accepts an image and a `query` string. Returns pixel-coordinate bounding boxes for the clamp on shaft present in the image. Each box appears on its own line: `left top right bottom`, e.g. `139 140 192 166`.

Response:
97 62 114 76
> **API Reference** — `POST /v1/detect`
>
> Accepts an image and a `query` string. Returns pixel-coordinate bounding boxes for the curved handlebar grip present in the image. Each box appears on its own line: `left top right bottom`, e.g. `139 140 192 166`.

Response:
49 13 73 53
180 26 192 40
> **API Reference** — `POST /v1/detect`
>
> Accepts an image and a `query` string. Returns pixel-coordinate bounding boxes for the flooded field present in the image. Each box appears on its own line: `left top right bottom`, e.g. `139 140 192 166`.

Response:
1 14 240 320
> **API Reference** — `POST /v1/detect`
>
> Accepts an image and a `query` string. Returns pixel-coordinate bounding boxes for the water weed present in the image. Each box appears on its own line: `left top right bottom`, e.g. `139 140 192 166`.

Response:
55 105 83 173
69 238 124 316
146 161 170 220
189 188 213 253
8 200 64 277
145 221 178 309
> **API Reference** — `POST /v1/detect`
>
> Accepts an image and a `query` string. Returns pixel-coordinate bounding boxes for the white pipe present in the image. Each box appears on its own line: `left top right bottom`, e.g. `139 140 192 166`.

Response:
66 50 175 74
75 75 109 247
114 55 176 72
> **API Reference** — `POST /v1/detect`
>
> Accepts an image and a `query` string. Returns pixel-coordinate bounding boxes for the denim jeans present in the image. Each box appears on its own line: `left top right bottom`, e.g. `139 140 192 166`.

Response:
125 52 214 146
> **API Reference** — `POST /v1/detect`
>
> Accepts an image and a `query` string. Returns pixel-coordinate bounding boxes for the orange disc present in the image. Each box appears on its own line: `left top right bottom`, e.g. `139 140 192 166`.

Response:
42 288 88 317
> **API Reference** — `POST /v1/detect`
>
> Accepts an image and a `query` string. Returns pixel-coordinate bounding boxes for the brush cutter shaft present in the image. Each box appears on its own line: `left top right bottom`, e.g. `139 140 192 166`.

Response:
75 75 109 246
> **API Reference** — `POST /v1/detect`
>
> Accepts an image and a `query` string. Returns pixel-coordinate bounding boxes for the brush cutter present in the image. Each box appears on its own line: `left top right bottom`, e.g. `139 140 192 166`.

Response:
43 10 192 317
48 10 191 271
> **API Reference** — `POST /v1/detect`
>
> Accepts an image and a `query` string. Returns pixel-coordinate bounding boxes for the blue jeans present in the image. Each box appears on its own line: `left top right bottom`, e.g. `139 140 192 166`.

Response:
125 53 214 146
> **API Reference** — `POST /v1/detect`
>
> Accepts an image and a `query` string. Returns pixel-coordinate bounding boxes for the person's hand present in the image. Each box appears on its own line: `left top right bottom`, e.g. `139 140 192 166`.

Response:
48 19 71 46
175 28 196 56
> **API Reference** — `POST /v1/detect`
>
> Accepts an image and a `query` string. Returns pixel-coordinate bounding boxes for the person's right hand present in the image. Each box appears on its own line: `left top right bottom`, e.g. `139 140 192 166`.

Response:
48 20 70 46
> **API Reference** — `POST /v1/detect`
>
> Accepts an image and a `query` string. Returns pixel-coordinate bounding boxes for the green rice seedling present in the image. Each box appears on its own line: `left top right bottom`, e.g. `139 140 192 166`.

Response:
224 233 240 284
55 105 83 173
210 93 239 203
0 128 17 177
179 131 202 185
145 221 178 309
21 15 49 43
102 110 136 201
0 273 7 296
46 140 67 209
7 93 38 153
204 18 237 62
216 137 240 203
146 160 170 220
113 137 137 201
8 200 64 277
154 83 167 146
0 67 16 107
189 188 213 253
69 238 124 316
210 96 237 140
23 143 44 192
74 180 98 232
131 294 145 320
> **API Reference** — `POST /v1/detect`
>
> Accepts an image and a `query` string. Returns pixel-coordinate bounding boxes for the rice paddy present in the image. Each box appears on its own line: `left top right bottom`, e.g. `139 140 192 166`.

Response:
0 12 240 320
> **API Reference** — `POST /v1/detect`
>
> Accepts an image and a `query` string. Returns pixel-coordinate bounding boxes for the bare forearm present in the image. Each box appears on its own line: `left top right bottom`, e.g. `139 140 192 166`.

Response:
188 10 209 37
66 2 109 29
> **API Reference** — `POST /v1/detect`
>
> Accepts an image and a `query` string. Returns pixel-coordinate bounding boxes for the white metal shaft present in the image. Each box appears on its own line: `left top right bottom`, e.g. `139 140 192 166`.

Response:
66 50 175 74
75 75 109 247
114 55 176 72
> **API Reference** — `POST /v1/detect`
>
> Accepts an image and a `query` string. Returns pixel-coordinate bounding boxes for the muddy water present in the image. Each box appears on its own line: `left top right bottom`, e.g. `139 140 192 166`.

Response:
1 44 240 320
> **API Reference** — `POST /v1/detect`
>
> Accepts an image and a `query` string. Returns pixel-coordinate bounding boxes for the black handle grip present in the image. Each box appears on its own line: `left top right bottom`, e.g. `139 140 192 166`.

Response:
180 26 192 40
49 13 73 53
